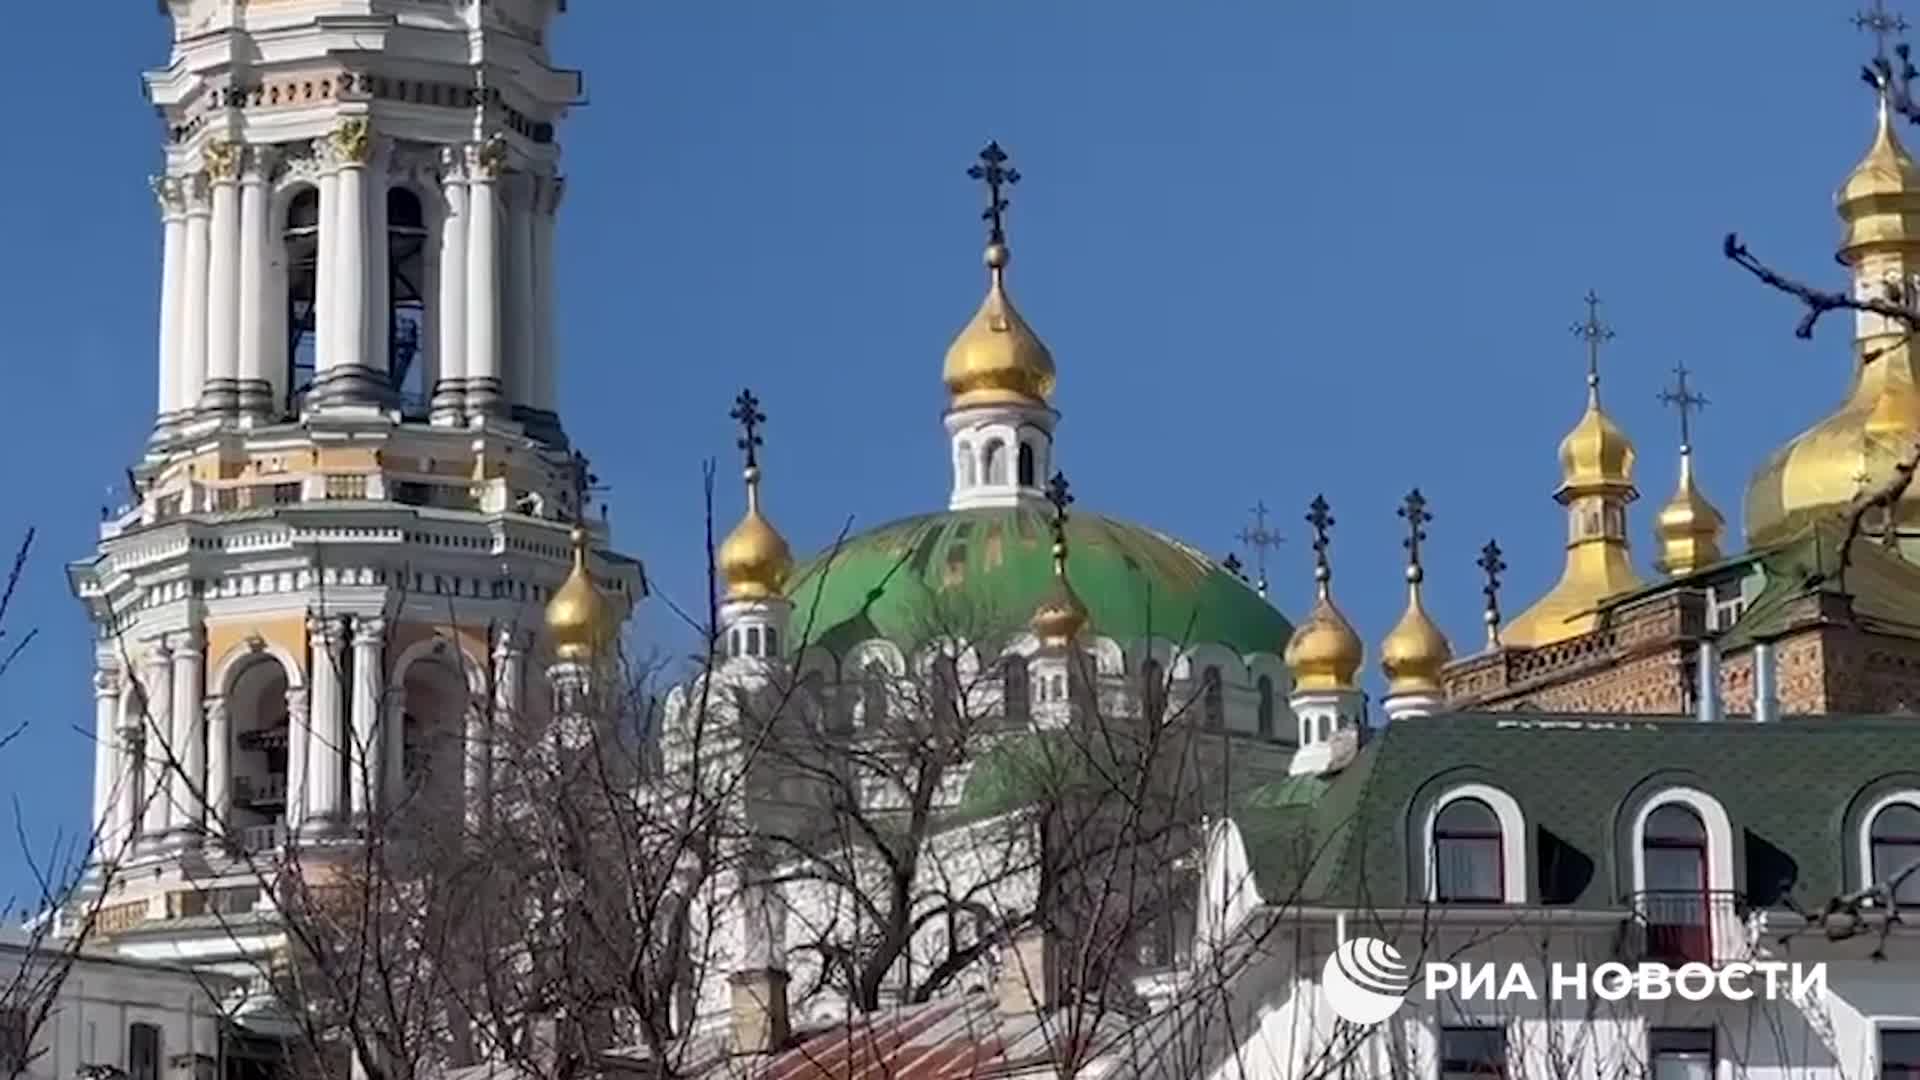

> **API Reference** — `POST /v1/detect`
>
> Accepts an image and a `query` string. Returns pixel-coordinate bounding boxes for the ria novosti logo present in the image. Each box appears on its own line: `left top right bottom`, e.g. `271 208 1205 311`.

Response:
1322 936 1829 1026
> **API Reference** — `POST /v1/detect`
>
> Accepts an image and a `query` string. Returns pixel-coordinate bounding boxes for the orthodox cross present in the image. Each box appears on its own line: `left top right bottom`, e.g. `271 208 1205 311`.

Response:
967 141 1021 247
1477 539 1508 647
1860 0 1910 64
1657 363 1708 452
1570 289 1615 390
1398 489 1431 576
1237 500 1284 597
1222 552 1246 582
1305 494 1335 581
730 388 766 471
1045 471 1074 558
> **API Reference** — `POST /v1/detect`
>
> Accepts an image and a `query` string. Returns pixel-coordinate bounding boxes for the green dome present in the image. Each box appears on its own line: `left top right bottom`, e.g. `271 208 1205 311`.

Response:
785 506 1293 657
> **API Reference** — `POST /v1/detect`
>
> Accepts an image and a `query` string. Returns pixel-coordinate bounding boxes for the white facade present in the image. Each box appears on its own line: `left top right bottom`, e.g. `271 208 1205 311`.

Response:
2 931 231 1080
64 0 643 1023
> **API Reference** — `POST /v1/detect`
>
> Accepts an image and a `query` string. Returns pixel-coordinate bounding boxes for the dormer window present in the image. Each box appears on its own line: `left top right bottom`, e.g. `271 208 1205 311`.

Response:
1870 801 1920 903
1434 798 1503 903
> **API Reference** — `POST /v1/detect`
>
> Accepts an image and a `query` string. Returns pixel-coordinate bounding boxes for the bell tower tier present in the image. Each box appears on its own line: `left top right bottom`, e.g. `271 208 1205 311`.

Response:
61 3 645 988
144 0 579 443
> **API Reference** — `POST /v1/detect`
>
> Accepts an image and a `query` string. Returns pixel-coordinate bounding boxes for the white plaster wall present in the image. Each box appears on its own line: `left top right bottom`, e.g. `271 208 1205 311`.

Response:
1 945 227 1080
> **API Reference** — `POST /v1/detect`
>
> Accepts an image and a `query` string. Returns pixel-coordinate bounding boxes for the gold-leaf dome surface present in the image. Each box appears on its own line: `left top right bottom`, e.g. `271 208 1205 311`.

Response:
1654 455 1725 576
546 527 613 661
1285 584 1364 693
1558 396 1636 496
718 468 794 602
1380 577 1452 697
943 245 1056 410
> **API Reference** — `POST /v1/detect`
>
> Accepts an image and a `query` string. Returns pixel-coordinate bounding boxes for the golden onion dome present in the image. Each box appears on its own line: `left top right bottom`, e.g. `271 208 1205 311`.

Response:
546 526 612 662
1558 382 1637 498
943 243 1056 410
1654 450 1725 576
1380 566 1452 697
1284 573 1364 693
1029 536 1090 646
1839 98 1920 262
718 465 794 602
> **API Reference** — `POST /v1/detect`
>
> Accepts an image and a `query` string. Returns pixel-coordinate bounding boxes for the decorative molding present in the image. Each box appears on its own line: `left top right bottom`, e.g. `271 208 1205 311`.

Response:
150 175 188 218
468 135 508 179
329 118 374 167
204 139 243 182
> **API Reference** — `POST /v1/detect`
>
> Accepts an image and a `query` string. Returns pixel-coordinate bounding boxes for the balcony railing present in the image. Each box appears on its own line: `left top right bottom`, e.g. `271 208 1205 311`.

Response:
236 823 287 854
1623 890 1749 967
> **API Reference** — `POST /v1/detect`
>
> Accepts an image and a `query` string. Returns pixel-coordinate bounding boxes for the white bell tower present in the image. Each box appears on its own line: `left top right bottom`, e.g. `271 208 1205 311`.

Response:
65 1 645 981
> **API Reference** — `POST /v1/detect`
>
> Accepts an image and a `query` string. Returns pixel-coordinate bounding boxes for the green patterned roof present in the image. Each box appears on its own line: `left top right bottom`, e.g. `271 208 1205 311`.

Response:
784 506 1292 657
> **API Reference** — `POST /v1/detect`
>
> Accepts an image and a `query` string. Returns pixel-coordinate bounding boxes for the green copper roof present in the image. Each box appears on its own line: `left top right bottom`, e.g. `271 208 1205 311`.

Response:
784 506 1293 657
1233 712 1920 910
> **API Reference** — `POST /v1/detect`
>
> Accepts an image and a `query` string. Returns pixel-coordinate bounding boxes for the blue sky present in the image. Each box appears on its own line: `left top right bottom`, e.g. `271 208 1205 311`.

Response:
0 3 1885 902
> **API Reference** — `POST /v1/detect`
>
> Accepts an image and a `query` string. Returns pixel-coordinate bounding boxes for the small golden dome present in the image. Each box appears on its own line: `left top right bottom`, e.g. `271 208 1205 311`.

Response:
546 526 612 662
1558 385 1637 499
1029 538 1089 646
1285 576 1364 693
1380 567 1452 697
1839 98 1920 261
1654 451 1725 576
718 465 794 602
943 244 1056 411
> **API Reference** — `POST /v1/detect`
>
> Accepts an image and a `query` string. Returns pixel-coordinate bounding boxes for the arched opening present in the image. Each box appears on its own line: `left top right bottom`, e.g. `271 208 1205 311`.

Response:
283 188 321 415
957 442 976 489
387 187 430 415
1642 803 1711 963
1870 802 1920 903
1002 657 1030 726
860 662 889 727
1201 666 1224 729
1433 798 1503 903
1017 442 1036 487
1141 658 1166 723
1256 675 1275 737
397 659 469 821
983 439 1008 485
1317 714 1330 741
226 660 292 849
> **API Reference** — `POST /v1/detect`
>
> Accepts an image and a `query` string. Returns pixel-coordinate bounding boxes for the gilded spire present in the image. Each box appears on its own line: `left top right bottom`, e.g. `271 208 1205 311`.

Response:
1283 495 1363 692
1477 539 1507 650
1504 292 1642 649
547 526 612 662
717 389 794 603
1029 471 1089 646
944 142 1056 411
1380 489 1453 697
1653 363 1725 576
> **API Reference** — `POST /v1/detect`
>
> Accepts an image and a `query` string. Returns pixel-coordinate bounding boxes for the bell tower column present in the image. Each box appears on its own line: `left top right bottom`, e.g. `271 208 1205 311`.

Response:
179 175 212 419
433 149 470 425
201 140 244 415
314 118 387 410
465 138 506 419
151 176 188 441
236 146 277 420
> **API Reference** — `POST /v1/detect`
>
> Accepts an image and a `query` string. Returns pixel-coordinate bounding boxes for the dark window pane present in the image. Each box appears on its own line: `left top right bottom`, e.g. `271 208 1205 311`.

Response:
1882 1029 1920 1078
1440 1027 1506 1079
1435 798 1504 902
1647 803 1707 843
1651 1027 1714 1080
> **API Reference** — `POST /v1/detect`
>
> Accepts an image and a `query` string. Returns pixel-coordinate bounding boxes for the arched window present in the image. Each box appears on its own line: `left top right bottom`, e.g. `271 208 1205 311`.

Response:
1642 803 1710 962
1317 714 1330 741
983 439 1008 485
1256 675 1275 737
1201 666 1224 728
1433 798 1503 903
957 442 976 488
763 626 778 657
1017 442 1036 487
387 188 429 413
1141 658 1166 722
1002 657 1030 726
932 656 961 728
861 662 888 727
283 188 322 414
1870 802 1920 904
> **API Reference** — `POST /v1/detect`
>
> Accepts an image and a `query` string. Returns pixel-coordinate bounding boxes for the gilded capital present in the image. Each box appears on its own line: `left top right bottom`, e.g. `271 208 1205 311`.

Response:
329 117 374 167
204 139 244 182
150 175 187 218
468 135 508 179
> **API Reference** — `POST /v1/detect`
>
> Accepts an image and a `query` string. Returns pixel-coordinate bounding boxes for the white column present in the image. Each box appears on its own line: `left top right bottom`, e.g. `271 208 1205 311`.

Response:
152 177 188 432
285 686 311 837
180 175 213 418
506 182 537 415
320 119 378 406
113 712 141 866
304 615 347 834
91 666 123 867
349 617 386 822
168 630 206 844
432 151 469 425
139 644 175 852
236 148 275 420
312 167 339 407
464 138 505 418
532 177 562 417
203 698 230 849
201 141 243 414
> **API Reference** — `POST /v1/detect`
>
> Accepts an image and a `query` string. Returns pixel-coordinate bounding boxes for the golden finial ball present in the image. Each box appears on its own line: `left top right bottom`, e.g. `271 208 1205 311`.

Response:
984 243 1010 269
